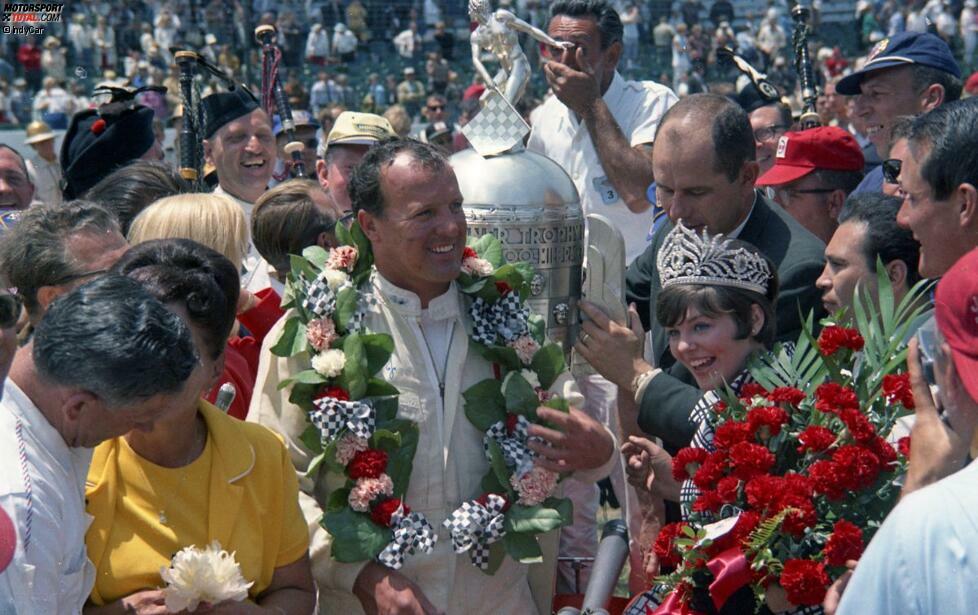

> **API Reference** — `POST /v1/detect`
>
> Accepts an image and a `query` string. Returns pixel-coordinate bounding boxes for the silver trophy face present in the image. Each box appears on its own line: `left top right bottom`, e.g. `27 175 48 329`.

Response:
451 148 584 354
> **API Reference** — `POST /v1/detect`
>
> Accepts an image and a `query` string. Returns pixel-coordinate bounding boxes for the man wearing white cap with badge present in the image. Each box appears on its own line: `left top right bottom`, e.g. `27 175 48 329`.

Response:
315 111 396 223
23 121 62 207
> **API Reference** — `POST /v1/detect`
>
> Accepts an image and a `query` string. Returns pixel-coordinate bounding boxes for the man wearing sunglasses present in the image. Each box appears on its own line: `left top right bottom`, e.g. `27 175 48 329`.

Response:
839 31 962 196
0 201 128 328
271 109 320 187
755 126 865 244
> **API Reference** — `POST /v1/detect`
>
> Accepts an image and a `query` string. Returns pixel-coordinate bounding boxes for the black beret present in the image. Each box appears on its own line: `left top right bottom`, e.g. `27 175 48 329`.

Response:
733 81 782 114
60 104 156 200
202 87 260 139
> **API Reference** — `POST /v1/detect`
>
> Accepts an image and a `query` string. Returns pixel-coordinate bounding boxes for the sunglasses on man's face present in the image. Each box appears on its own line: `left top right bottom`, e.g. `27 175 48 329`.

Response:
882 158 901 185
427 104 445 111
0 292 21 329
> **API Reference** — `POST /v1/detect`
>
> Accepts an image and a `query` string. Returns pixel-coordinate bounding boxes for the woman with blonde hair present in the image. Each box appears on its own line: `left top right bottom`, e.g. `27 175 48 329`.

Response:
127 193 283 419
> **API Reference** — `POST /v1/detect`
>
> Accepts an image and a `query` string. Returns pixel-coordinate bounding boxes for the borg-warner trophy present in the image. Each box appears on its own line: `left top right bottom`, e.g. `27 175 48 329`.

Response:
451 0 627 360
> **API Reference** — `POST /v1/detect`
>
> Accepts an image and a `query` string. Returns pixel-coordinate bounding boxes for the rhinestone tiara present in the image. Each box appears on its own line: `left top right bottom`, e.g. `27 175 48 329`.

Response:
657 222 773 295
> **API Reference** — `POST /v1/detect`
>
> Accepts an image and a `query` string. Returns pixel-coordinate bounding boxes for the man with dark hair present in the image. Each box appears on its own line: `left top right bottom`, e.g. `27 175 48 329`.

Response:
818 192 920 318
0 200 128 325
897 98 978 280
529 0 677 265
84 160 191 236
0 145 35 213
756 126 865 243
527 1 676 582
840 32 962 195
0 274 198 612
580 93 825 451
315 111 396 223
250 138 617 615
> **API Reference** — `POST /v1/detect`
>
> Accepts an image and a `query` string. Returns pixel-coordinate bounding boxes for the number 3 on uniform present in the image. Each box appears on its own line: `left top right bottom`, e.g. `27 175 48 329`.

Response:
593 176 618 205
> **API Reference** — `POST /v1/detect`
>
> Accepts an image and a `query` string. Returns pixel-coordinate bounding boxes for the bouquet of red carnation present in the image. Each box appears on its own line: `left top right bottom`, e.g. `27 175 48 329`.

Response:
651 276 931 613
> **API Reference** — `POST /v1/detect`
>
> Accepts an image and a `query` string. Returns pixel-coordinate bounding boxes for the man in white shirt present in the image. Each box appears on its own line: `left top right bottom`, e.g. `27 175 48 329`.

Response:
0 274 200 614
526 0 676 589
202 87 277 289
23 121 62 207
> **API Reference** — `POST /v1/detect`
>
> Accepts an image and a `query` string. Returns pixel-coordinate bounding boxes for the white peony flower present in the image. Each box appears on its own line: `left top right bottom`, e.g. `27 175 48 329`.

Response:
312 348 347 378
322 268 350 292
520 369 541 390
160 541 253 612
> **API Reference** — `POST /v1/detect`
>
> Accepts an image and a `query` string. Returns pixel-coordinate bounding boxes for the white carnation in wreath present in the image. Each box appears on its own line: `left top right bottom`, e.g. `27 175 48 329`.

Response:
160 541 253 612
322 268 350 292
312 348 347 377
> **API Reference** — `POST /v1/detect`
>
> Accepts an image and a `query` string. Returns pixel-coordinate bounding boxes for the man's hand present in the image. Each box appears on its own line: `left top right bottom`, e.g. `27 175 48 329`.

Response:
822 560 858 615
353 561 443 615
902 337 969 497
621 435 680 501
575 301 650 392
527 405 614 472
543 46 601 116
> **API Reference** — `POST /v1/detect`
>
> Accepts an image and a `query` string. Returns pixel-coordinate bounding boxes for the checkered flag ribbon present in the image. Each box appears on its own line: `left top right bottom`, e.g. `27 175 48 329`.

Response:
484 415 535 478
301 272 336 319
346 303 366 333
310 397 375 442
469 294 530 347
443 494 508 570
376 508 437 570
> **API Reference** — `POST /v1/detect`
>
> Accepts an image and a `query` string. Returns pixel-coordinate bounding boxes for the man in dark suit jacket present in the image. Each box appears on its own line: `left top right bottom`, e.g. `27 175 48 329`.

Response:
577 94 825 451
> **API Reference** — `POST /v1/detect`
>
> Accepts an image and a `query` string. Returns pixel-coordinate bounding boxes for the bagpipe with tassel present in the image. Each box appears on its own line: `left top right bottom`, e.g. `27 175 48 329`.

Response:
255 24 307 180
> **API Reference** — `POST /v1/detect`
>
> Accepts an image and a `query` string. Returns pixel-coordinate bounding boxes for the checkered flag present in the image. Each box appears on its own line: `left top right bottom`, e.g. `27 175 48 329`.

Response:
376 508 437 570
462 90 530 157
484 416 535 478
469 297 499 346
494 292 529 343
346 303 366 333
443 494 508 570
310 397 375 442
302 273 336 319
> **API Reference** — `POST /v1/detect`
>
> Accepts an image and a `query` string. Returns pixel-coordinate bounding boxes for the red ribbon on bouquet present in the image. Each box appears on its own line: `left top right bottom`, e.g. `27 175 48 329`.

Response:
706 548 753 609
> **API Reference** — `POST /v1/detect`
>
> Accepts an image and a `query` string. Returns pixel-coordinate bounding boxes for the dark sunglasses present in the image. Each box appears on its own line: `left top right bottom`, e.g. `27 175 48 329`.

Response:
0 292 21 329
427 104 445 111
882 158 901 184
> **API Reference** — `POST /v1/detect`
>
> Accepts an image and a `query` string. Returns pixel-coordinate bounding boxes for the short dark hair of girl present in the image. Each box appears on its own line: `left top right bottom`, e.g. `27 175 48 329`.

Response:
655 241 779 349
252 179 336 274
112 238 240 360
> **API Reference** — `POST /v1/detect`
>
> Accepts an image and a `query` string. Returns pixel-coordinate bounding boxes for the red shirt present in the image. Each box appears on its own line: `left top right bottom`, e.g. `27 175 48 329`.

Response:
205 287 285 420
17 45 41 70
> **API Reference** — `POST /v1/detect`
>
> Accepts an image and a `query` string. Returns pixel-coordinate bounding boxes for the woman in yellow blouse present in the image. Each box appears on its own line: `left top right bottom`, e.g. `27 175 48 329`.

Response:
83 239 315 614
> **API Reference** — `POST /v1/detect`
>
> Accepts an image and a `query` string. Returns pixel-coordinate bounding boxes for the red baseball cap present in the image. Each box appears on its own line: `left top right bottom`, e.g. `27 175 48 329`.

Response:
756 126 865 187
935 248 978 403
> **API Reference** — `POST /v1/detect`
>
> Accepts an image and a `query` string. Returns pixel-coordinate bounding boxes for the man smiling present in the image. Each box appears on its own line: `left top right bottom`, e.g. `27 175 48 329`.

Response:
250 139 616 615
840 32 961 195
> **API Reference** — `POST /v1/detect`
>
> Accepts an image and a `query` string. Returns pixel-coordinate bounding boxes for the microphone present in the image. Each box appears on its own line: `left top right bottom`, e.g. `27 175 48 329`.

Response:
580 519 629 615
215 383 236 413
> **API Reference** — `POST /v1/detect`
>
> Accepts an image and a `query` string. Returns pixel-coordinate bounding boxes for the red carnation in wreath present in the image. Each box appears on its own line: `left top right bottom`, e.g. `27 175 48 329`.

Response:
814 382 860 415
653 522 689 571
713 421 752 450
823 519 865 566
767 386 806 406
727 442 775 481
779 559 830 606
316 386 350 402
672 447 709 481
808 459 847 500
797 425 837 454
883 373 915 409
716 476 740 504
370 498 409 528
738 382 768 400
747 405 789 439
692 452 727 491
840 408 877 444
692 489 723 513
348 449 389 479
832 445 881 490
817 325 864 356
495 281 513 296
897 436 911 459
462 246 478 260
